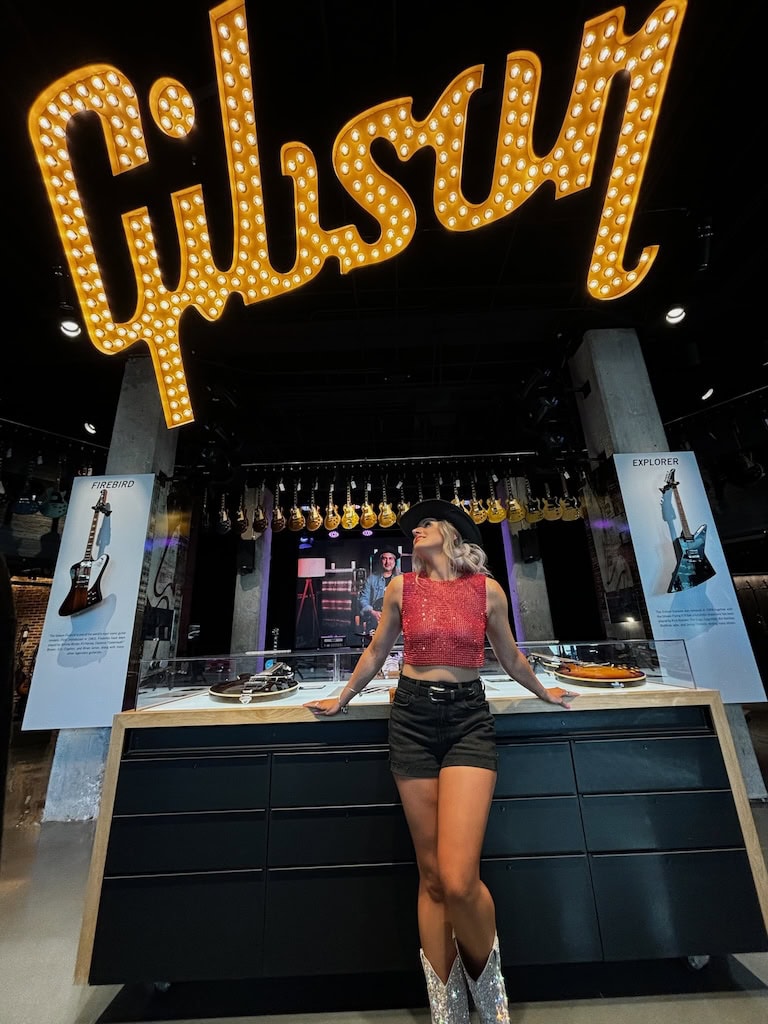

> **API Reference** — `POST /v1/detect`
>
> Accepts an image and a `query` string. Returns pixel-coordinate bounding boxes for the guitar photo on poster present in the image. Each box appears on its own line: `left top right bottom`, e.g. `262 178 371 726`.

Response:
660 469 716 593
58 489 112 616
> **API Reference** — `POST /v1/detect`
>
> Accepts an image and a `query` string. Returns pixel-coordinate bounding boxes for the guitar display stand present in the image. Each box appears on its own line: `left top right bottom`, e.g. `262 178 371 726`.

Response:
295 577 320 636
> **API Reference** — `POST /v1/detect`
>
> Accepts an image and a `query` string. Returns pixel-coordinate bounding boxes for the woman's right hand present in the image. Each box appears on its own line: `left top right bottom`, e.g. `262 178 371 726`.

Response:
304 698 344 717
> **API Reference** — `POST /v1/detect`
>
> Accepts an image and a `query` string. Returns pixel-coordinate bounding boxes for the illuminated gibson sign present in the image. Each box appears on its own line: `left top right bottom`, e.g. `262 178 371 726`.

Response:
29 0 687 428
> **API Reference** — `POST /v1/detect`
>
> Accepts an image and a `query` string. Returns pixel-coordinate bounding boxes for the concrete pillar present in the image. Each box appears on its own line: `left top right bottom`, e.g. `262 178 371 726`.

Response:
43 355 179 821
230 486 273 657
569 328 667 457
569 328 767 800
502 477 554 642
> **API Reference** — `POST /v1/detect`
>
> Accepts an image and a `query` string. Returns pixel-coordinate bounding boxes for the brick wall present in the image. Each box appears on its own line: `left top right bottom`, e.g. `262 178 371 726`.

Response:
10 577 52 717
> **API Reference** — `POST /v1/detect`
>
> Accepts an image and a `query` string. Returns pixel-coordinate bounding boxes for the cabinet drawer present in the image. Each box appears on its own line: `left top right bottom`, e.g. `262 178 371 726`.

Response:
112 753 270 815
269 806 414 866
113 754 269 813
495 742 575 797
572 736 728 793
481 857 602 964
484 797 584 856
581 791 744 852
90 870 265 984
264 864 420 974
105 810 267 874
591 849 768 959
271 750 398 807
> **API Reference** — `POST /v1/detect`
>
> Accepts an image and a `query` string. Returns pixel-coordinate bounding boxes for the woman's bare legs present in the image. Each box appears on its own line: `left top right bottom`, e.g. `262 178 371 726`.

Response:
395 765 497 981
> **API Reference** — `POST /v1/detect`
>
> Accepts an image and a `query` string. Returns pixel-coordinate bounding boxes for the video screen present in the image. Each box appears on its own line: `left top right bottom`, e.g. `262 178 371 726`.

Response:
293 531 412 650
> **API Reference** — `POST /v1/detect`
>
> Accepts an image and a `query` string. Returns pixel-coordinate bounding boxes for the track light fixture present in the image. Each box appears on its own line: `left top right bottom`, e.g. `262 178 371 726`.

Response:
665 305 686 325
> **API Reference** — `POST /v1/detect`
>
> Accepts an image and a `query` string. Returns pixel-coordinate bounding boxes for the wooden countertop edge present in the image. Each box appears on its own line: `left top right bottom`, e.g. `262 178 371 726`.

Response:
117 687 717 728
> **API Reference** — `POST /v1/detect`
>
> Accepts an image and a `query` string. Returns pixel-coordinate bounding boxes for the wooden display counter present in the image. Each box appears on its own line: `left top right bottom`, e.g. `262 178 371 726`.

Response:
75 688 768 986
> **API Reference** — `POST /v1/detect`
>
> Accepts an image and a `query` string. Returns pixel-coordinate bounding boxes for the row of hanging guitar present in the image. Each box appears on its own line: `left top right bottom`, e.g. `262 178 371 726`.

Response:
201 473 586 537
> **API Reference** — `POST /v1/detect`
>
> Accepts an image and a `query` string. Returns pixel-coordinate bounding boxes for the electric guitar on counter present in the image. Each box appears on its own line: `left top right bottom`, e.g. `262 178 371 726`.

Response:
324 481 341 530
360 478 377 529
468 474 488 525
542 481 563 522
528 653 646 688
271 479 286 533
486 473 506 524
660 469 716 592
288 479 306 532
341 477 359 529
378 478 397 528
306 480 323 531
252 481 268 534
58 489 111 616
504 474 526 524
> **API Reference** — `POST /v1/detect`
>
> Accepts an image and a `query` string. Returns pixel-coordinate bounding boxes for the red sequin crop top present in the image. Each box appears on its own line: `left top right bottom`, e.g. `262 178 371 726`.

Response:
401 572 487 668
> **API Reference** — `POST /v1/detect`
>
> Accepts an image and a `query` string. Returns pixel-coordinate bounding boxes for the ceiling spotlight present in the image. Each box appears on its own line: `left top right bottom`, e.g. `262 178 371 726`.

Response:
60 316 82 338
700 388 714 401
84 422 97 434
665 305 686 325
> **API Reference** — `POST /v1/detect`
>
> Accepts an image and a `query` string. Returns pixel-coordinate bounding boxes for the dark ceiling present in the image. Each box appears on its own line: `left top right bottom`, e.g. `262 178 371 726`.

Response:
2 0 766 484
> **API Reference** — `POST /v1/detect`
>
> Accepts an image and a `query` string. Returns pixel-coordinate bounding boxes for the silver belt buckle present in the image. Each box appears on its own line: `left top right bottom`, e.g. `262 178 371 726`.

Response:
428 685 449 703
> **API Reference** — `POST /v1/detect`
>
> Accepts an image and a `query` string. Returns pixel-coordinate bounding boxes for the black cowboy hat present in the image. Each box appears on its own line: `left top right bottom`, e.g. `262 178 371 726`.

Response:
375 544 400 558
399 499 483 547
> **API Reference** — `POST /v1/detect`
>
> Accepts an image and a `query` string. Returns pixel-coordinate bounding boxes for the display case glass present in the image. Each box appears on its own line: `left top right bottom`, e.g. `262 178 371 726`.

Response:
134 637 694 711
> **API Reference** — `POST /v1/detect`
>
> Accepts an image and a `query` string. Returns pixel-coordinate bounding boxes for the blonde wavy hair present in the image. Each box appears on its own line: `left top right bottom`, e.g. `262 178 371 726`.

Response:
410 518 492 577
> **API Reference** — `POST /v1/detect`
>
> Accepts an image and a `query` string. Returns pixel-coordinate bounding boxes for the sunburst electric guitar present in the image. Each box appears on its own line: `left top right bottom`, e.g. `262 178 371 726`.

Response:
468 474 488 525
396 479 410 523
342 478 359 529
486 473 506 523
271 479 286 533
559 471 583 522
306 480 323 531
504 475 526 524
524 479 544 524
360 479 377 529
542 482 563 522
252 481 268 534
378 478 397 528
288 480 306 532
324 482 341 530
660 469 716 592
58 489 111 616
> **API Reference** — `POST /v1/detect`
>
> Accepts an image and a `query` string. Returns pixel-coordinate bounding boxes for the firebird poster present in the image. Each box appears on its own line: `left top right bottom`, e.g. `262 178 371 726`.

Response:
614 452 763 703
22 474 155 730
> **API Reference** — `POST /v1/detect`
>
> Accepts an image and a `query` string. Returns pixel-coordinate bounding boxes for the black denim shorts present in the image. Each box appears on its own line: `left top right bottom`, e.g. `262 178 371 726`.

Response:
388 674 498 778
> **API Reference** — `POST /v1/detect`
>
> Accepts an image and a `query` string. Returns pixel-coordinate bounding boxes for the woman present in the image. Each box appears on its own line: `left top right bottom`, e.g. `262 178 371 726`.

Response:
304 499 576 1024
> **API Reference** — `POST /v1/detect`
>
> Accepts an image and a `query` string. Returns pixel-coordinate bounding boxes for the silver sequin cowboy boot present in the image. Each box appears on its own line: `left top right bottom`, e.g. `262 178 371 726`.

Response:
459 933 510 1024
419 948 471 1024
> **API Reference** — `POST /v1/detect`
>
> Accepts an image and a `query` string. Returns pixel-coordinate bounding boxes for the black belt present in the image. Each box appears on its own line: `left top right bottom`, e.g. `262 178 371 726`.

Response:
400 675 482 703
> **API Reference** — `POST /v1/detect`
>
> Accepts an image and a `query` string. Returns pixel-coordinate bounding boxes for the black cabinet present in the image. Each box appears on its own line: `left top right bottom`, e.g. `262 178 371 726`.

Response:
91 871 265 983
80 698 768 986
